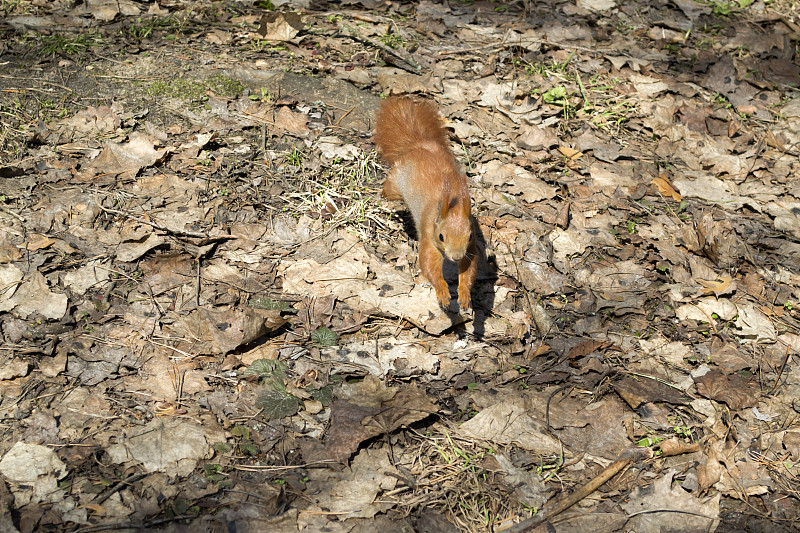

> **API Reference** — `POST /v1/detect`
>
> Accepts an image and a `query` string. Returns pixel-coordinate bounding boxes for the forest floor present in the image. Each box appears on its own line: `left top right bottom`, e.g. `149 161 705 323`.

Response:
1 0 800 531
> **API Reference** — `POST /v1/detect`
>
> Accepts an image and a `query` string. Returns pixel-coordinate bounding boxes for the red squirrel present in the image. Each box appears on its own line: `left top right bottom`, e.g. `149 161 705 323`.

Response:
373 96 478 311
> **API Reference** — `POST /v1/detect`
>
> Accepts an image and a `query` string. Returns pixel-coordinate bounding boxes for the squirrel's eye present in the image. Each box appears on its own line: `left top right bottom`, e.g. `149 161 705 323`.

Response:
438 233 444 242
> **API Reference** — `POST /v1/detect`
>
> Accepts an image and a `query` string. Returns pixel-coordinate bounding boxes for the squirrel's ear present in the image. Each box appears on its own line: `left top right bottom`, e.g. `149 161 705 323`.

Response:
440 196 458 218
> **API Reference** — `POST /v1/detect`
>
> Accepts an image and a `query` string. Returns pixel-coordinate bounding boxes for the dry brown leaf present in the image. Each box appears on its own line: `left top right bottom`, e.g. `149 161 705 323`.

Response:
651 175 682 201
257 12 303 42
322 384 436 464
21 234 55 251
273 106 309 135
321 400 379 463
623 471 720 532
660 437 699 456
568 339 615 359
694 369 759 409
555 201 570 229
695 274 733 296
697 439 727 491
517 124 559 151
613 375 688 409
764 129 785 151
174 308 277 354
557 145 582 160
530 343 551 357
362 383 437 433
79 503 106 514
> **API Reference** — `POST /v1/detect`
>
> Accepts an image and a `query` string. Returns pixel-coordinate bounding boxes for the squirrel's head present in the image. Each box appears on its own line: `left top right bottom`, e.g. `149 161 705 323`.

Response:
435 187 473 262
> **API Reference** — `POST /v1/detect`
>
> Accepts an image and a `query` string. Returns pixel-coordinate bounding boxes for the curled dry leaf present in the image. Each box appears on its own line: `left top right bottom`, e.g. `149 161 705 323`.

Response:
257 12 303 42
695 274 734 296
651 175 682 201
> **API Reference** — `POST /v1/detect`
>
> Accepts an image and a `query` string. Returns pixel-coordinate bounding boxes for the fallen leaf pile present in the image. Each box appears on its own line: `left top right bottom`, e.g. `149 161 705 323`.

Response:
0 0 799 531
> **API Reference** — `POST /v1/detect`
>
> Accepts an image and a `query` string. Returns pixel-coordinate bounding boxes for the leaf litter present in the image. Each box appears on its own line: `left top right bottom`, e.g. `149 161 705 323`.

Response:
0 0 800 531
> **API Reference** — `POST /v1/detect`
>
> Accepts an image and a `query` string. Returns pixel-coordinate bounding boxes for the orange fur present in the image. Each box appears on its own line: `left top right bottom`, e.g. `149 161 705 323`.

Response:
374 97 478 311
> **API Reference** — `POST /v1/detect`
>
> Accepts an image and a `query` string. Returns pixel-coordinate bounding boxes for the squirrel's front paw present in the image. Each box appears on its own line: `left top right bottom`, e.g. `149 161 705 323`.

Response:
433 284 451 309
458 286 472 312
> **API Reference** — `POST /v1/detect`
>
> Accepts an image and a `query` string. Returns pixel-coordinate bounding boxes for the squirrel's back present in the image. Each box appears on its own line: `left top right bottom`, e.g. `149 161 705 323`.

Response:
373 97 449 165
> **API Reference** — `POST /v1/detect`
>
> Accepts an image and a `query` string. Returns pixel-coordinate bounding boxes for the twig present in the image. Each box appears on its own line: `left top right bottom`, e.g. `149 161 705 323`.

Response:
195 257 201 308
234 460 337 471
93 472 150 505
95 201 233 241
340 24 421 72
74 514 195 533
334 105 356 127
0 204 25 222
508 446 652 532
439 38 600 56
771 344 791 393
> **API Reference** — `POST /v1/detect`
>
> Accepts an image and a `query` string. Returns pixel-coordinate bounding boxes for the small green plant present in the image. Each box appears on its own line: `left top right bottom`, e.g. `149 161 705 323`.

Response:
255 0 275 8
542 86 570 107
126 16 180 42
203 463 227 482
379 33 404 49
249 87 273 101
704 0 752 16
249 39 272 53
213 442 233 454
616 20 635 34
247 359 301 419
230 425 259 456
1 0 24 16
637 434 664 448
38 31 104 58
784 301 794 311
311 326 338 347
245 359 289 383
286 147 303 166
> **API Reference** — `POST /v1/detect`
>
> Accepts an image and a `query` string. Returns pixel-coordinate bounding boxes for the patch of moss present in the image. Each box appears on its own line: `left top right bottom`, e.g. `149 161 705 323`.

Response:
146 74 243 101
206 74 244 98
147 78 206 100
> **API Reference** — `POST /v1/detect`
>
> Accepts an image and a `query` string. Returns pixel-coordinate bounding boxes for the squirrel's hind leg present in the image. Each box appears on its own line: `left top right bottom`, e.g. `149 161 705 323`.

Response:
382 169 404 201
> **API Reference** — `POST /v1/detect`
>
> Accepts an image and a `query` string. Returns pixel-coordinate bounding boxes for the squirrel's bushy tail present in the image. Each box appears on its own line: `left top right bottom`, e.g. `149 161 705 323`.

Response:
373 97 448 165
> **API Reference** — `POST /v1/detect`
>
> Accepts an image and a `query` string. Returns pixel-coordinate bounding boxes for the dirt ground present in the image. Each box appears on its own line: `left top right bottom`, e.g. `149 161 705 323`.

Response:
1 0 800 531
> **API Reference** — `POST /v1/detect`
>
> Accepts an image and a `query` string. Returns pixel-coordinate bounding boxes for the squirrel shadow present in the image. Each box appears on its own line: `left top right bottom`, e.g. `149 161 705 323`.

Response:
441 218 495 339
394 211 496 339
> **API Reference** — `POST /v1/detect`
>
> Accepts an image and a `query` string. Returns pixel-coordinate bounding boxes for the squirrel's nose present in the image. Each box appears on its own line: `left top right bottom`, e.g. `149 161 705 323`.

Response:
448 249 465 262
